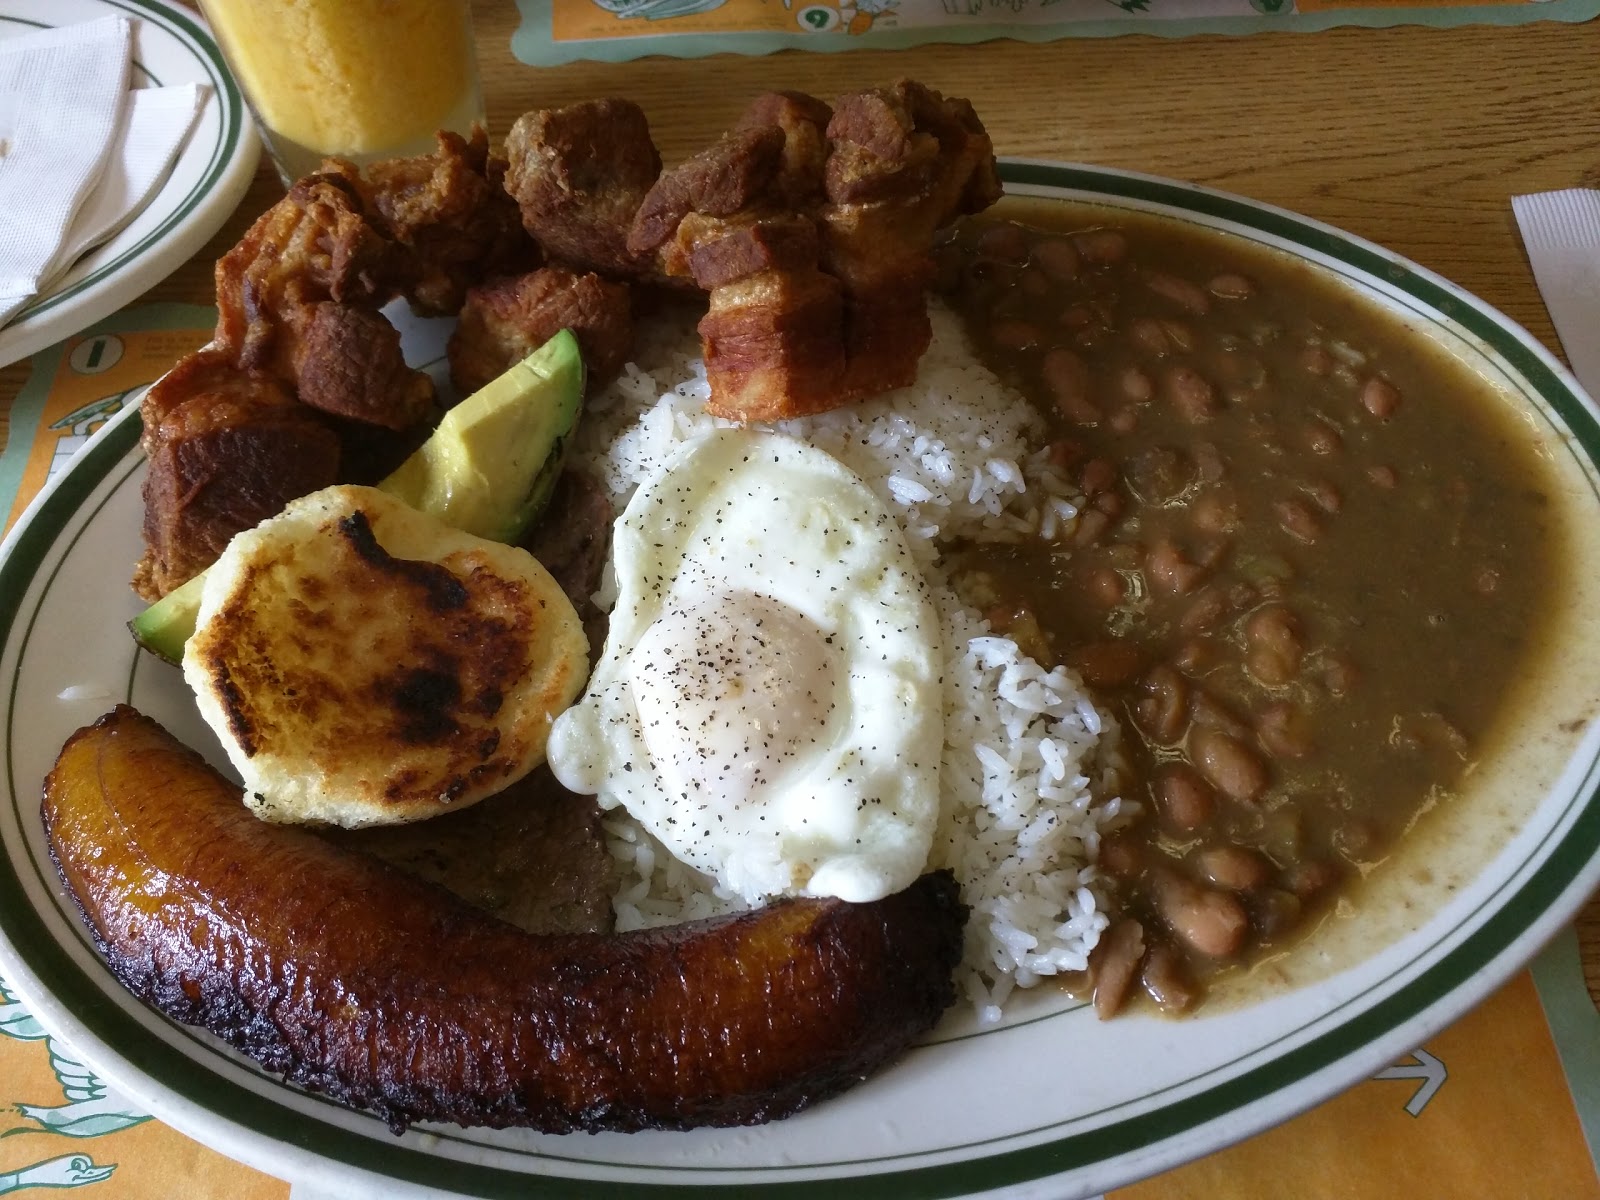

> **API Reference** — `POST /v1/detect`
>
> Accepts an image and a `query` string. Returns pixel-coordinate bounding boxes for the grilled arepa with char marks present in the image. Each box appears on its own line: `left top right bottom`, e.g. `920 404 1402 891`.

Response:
183 485 588 827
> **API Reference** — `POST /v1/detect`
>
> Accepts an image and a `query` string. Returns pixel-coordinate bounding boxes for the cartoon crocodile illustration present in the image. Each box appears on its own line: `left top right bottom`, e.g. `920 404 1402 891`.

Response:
0 1154 116 1193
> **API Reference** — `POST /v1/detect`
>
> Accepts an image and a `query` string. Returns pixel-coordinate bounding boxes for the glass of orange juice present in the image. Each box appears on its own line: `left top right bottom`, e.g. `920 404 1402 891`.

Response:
198 0 486 184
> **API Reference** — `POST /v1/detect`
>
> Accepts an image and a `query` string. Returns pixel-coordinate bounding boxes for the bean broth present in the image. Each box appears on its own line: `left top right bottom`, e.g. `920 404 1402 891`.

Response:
937 202 1562 1015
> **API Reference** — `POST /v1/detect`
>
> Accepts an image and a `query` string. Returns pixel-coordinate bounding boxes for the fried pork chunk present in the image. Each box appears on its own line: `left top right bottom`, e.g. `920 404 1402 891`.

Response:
448 266 632 395
137 196 430 597
645 82 998 420
505 80 1001 422
503 99 662 278
212 129 532 403
682 217 846 420
736 90 833 207
135 350 341 600
628 125 790 259
326 128 535 316
286 302 435 430
136 133 535 599
820 81 1003 401
626 96 843 420
204 170 437 438
213 174 398 374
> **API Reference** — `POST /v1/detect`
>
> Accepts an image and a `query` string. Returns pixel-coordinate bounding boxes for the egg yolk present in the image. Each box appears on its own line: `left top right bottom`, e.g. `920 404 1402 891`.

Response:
628 591 842 814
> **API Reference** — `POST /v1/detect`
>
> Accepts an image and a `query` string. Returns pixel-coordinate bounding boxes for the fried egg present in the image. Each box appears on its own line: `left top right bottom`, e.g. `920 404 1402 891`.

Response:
546 429 943 905
185 485 589 828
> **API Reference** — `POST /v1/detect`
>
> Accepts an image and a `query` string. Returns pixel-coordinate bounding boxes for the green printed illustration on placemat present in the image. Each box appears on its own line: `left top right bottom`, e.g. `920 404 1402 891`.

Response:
0 1155 117 1193
0 978 150 1143
0 303 218 1195
513 0 1600 65
1534 929 1600 1176
0 304 216 531
0 976 141 1193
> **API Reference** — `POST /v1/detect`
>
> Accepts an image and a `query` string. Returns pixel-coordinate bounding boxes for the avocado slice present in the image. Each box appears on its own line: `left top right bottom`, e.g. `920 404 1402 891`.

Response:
128 330 587 665
378 329 585 544
128 570 210 666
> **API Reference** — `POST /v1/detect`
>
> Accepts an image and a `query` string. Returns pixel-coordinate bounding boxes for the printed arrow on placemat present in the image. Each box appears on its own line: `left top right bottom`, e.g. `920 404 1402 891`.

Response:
1372 1049 1447 1116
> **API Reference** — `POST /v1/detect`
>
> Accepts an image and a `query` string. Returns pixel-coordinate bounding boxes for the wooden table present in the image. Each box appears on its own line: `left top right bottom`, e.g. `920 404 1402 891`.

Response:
0 8 1596 1198
6 7 1595 420
2 2 1597 983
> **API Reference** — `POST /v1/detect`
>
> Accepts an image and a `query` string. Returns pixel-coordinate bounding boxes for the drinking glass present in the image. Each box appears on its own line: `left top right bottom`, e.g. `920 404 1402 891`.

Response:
198 0 486 185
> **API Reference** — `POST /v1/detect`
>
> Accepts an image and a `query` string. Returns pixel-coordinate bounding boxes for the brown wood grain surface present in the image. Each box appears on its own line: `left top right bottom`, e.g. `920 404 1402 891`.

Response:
1 4 1597 997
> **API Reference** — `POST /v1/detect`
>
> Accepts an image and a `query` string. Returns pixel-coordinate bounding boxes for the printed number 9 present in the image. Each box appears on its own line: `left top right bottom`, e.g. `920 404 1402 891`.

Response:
797 5 840 32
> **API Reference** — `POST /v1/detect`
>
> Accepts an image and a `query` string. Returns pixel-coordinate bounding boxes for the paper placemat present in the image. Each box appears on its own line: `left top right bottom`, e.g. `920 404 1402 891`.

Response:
512 0 1600 66
1 310 1599 1197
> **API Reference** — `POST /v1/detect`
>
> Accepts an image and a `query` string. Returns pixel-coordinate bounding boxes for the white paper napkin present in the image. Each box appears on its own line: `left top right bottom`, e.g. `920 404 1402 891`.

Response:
34 82 207 297
0 16 132 326
1512 188 1600 400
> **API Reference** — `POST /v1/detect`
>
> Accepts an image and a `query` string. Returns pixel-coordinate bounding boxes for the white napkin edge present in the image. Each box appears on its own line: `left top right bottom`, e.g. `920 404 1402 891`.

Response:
35 83 208 296
0 14 127 59
0 289 30 328
0 15 132 246
0 15 133 328
1511 189 1600 402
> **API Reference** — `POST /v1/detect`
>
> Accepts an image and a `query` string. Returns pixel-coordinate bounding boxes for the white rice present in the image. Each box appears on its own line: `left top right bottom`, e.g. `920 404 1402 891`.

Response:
575 301 1131 1022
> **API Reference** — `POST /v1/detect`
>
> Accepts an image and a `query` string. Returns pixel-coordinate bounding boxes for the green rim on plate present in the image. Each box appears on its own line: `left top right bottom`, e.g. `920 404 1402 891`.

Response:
1 160 1598 1198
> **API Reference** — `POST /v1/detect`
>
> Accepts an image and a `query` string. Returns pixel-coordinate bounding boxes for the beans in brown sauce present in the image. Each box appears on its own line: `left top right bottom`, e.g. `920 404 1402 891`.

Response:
938 205 1557 1016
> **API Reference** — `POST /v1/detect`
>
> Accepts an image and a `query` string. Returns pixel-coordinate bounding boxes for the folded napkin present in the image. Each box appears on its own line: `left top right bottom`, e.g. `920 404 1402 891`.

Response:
0 16 132 327
33 82 207 297
1512 188 1600 400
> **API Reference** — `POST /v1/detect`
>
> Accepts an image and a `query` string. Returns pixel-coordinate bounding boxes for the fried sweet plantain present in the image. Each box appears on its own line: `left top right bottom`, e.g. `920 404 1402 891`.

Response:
43 707 967 1134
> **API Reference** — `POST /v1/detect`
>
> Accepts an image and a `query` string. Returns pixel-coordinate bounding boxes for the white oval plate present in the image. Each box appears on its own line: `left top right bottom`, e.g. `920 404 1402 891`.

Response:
0 0 258 370
2 162 1599 1199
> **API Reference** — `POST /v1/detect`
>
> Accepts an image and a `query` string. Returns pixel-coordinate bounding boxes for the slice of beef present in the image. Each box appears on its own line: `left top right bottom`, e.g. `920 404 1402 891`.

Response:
327 767 616 936
522 467 616 663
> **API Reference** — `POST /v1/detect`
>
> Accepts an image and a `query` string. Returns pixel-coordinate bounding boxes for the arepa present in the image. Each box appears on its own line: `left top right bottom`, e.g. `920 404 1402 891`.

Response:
184 485 588 827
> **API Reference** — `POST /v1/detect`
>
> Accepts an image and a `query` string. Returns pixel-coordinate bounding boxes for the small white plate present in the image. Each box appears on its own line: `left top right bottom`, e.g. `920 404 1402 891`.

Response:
0 0 258 369
1 163 1599 1199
